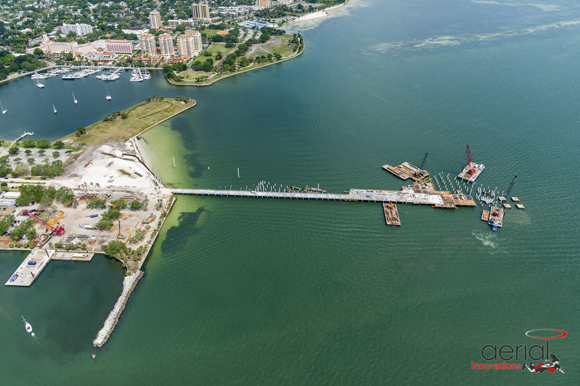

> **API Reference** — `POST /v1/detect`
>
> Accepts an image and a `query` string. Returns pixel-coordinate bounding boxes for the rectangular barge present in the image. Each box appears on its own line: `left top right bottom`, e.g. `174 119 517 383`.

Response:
383 203 401 226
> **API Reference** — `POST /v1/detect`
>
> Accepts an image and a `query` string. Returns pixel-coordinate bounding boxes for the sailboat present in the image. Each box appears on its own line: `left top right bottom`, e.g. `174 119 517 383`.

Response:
21 315 32 333
72 92 77 104
53 104 57 114
36 79 44 88
106 86 112 101
1 101 6 114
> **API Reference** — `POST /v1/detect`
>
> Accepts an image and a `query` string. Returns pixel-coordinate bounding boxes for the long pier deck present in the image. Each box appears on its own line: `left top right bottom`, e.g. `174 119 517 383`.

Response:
171 188 445 206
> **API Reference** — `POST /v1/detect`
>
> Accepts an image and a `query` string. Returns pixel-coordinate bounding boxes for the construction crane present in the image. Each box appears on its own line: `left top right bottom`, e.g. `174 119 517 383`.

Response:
420 152 428 169
466 145 476 175
27 212 65 236
506 174 517 197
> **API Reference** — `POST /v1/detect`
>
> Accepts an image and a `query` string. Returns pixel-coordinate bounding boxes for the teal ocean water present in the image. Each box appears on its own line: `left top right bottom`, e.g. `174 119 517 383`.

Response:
2 0 580 384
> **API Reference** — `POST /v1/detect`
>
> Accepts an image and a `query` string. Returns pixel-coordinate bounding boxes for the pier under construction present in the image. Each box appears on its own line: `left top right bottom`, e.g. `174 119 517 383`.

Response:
172 182 477 209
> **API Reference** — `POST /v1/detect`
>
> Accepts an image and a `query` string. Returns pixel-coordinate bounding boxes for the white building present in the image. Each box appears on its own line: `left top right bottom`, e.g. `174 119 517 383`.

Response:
61 23 94 36
177 32 202 57
105 39 133 54
138 34 156 55
158 33 173 58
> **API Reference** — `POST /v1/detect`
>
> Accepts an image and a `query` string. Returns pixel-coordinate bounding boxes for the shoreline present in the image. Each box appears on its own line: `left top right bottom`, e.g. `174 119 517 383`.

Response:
166 41 305 87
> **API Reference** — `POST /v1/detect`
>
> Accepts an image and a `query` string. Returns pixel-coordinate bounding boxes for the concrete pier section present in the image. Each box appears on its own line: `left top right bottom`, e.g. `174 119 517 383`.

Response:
5 249 55 287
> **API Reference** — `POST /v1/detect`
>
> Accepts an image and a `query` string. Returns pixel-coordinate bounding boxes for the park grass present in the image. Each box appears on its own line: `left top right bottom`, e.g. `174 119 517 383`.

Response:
171 35 301 86
60 98 196 147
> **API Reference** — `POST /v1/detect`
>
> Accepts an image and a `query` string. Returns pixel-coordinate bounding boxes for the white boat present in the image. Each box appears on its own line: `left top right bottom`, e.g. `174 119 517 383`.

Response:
22 316 32 333
72 92 77 104
1 101 6 114
31 72 46 79
106 86 112 100
53 104 57 114
36 79 44 88
62 73 75 80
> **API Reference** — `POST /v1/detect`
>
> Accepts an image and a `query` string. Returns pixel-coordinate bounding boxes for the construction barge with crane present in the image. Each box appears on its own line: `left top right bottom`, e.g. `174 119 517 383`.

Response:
458 145 485 182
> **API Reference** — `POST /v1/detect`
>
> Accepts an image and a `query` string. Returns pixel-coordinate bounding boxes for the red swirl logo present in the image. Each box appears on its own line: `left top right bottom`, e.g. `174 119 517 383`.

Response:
525 329 567 340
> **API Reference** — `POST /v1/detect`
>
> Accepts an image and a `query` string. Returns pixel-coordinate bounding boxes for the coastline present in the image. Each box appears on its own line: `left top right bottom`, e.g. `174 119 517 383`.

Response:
165 40 305 87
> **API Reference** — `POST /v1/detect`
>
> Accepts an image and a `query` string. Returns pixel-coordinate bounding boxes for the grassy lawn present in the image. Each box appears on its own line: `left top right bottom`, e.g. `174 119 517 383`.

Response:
169 35 302 86
61 98 195 147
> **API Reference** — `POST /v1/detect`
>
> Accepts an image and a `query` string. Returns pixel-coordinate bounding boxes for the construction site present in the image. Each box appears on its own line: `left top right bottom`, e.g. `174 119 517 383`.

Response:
3 186 174 287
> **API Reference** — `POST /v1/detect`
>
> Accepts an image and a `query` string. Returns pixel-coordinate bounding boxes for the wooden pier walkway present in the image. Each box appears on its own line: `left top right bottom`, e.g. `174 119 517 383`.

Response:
171 188 445 206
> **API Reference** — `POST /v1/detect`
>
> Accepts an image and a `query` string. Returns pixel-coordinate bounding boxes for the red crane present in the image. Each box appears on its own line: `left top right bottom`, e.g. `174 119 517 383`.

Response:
466 145 476 174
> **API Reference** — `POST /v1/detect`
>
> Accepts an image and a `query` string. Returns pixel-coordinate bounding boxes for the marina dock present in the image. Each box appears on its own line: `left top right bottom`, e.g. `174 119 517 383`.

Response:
5 249 55 287
383 203 401 226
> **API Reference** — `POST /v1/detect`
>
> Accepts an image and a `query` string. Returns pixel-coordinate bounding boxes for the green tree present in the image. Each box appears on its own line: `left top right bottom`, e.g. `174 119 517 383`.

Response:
26 228 36 240
53 140 64 149
36 139 50 148
75 126 86 136
8 146 18 155
25 149 32 155
33 48 44 57
21 139 36 148
53 151 60 158
38 150 45 155
176 24 185 31
27 158 34 164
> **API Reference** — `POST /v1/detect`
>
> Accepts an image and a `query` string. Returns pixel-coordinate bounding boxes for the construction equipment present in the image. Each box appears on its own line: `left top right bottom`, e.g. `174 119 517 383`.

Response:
466 145 476 175
27 213 65 236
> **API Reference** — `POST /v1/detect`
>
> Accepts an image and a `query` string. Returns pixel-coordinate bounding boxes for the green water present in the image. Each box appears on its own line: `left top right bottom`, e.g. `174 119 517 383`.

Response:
3 0 580 384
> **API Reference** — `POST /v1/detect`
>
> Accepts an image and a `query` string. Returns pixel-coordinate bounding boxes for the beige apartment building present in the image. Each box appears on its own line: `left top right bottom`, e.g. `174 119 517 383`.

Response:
150 11 162 29
192 3 210 20
159 33 174 58
256 0 272 8
177 32 202 57
138 34 157 55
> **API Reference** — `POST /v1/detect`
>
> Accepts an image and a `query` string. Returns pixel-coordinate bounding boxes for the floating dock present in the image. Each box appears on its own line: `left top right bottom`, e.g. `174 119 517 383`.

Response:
383 203 401 226
382 162 430 182
5 249 55 287
503 204 512 209
516 204 525 209
511 197 520 202
488 206 504 228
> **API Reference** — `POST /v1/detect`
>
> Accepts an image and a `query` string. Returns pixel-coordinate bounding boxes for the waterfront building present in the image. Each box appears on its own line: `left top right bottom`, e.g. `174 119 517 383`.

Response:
150 11 162 29
256 0 272 8
192 3 210 20
61 23 93 36
177 33 202 57
159 33 174 58
138 34 157 55
105 39 133 54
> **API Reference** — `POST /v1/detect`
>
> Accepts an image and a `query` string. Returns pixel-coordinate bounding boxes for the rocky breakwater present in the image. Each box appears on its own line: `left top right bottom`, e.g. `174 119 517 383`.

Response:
93 270 143 347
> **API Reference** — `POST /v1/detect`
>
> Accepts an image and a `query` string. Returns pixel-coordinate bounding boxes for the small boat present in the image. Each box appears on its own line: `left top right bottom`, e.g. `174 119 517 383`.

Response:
36 79 45 88
53 104 57 114
106 87 112 100
1 101 6 114
22 315 32 333
481 209 489 221
72 92 77 104
492 225 498 232
92 354 96 359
